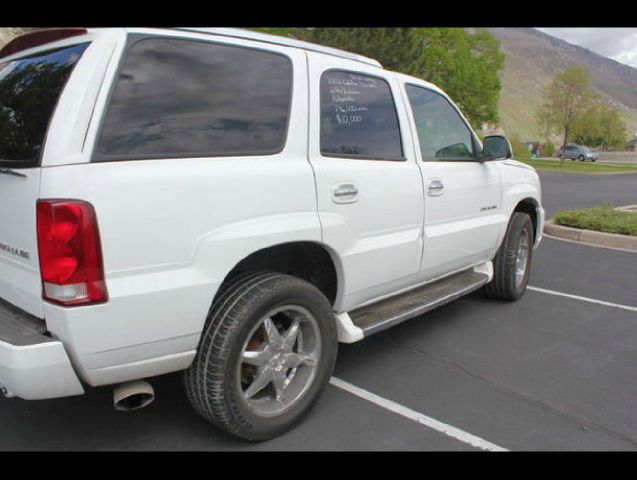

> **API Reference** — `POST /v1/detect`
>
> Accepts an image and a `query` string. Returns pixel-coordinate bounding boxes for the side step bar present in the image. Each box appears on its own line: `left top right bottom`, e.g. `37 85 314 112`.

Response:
349 269 490 338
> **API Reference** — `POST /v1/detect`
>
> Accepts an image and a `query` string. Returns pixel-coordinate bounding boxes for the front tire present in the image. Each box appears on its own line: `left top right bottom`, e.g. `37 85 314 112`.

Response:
485 212 534 301
183 272 337 441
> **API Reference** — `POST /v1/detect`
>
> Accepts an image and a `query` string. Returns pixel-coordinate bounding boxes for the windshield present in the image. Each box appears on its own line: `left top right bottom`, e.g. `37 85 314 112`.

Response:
0 42 89 168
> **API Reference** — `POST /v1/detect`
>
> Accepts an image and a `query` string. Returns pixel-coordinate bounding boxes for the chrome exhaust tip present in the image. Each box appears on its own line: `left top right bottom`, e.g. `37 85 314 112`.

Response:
113 380 155 411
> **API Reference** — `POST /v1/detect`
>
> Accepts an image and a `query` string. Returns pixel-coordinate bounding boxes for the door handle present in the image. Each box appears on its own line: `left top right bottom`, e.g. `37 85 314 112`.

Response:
332 183 358 203
427 179 444 196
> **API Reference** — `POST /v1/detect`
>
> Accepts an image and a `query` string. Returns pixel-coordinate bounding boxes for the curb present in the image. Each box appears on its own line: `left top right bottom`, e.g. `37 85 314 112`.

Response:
544 219 637 252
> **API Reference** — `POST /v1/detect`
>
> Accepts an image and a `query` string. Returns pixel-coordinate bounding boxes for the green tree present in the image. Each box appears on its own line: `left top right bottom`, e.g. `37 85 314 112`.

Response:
252 28 295 37
290 28 427 76
598 104 628 150
509 135 531 160
543 139 556 157
537 66 595 165
412 28 505 127
253 28 505 129
572 102 627 151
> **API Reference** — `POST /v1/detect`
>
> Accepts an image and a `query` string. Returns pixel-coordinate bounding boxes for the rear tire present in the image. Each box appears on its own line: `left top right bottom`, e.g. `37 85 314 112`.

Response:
485 212 534 301
183 272 337 441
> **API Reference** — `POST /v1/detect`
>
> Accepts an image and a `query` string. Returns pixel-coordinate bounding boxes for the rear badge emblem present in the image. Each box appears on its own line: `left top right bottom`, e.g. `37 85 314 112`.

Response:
0 242 30 260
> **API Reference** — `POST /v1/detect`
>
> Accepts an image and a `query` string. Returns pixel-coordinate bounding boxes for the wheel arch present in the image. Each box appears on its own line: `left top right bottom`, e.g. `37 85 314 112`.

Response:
498 180 543 249
513 197 540 242
218 240 344 308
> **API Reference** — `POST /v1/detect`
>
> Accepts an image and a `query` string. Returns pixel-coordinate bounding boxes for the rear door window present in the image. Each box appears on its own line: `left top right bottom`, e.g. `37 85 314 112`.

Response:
94 37 293 161
0 43 90 168
320 70 404 160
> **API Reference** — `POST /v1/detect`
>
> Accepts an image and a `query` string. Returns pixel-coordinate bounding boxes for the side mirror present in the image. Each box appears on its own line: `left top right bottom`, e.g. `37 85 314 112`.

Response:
482 135 512 161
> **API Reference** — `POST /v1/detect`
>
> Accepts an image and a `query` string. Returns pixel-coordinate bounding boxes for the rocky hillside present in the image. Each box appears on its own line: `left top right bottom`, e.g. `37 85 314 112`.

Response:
0 28 16 48
490 27 637 142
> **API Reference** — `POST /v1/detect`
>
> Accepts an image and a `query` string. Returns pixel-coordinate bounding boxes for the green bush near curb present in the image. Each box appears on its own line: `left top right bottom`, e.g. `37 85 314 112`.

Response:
554 203 637 236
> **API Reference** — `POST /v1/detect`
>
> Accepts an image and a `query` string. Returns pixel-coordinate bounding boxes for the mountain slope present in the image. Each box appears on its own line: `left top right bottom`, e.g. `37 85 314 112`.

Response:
489 28 637 142
0 29 15 49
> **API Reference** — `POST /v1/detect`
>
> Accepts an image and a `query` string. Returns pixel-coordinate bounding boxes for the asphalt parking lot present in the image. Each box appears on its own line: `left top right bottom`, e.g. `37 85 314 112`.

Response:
1 170 636 451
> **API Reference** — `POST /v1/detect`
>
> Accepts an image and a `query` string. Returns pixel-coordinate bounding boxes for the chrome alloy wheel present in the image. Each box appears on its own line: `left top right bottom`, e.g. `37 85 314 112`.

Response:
515 234 530 288
237 305 321 418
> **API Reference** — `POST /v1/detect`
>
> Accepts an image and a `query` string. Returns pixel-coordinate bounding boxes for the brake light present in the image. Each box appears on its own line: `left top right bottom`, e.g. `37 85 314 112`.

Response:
36 200 107 306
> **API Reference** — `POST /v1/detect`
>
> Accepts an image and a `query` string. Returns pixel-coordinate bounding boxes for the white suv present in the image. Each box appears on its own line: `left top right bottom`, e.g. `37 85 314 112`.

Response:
0 28 544 441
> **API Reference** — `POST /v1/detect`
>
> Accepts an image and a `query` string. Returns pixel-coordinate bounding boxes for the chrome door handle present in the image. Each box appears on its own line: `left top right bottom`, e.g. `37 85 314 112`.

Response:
332 183 358 203
334 185 358 197
427 179 444 196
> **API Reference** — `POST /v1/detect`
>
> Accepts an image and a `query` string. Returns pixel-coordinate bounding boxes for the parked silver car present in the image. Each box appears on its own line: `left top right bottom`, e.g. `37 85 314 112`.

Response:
558 144 599 162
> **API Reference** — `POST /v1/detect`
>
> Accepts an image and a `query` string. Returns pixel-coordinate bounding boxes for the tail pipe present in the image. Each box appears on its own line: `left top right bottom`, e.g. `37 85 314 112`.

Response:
113 380 155 411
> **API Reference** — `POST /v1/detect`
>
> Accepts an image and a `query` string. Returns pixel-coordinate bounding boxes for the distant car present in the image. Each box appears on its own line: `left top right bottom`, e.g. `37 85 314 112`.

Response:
557 144 598 162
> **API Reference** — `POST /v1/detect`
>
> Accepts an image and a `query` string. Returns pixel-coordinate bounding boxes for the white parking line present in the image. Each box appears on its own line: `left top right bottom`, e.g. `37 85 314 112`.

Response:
528 286 637 313
329 376 508 452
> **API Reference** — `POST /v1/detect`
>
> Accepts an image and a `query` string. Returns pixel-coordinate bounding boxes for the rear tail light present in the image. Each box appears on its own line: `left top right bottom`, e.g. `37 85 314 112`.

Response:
36 200 108 306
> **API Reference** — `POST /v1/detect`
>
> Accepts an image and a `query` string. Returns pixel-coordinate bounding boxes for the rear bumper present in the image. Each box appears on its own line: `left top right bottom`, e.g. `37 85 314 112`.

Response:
0 299 84 400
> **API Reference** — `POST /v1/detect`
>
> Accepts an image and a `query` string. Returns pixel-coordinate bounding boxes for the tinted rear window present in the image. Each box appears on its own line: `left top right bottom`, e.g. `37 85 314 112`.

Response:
94 37 293 161
0 42 89 168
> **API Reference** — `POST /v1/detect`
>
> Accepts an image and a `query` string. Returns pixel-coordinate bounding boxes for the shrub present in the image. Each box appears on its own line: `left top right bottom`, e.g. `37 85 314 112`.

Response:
509 135 531 160
554 203 637 236
543 140 555 157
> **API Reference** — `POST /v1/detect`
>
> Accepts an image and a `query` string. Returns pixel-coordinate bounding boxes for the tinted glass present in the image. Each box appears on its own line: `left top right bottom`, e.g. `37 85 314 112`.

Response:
95 37 292 160
0 43 89 168
320 71 403 160
405 85 475 161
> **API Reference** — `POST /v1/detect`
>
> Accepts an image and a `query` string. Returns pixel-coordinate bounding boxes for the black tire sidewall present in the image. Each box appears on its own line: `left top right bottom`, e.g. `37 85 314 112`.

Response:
486 212 534 301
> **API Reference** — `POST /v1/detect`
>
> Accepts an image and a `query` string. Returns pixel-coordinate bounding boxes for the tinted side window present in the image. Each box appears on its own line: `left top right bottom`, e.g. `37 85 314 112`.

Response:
95 37 292 161
320 70 403 160
405 85 475 161
0 43 89 168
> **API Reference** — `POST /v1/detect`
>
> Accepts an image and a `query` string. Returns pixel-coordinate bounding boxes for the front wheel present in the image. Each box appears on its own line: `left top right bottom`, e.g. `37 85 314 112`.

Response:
183 272 338 441
485 212 534 301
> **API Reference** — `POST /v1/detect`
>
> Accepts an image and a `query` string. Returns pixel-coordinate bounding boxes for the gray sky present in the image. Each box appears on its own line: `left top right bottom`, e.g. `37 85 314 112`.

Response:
537 28 637 69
